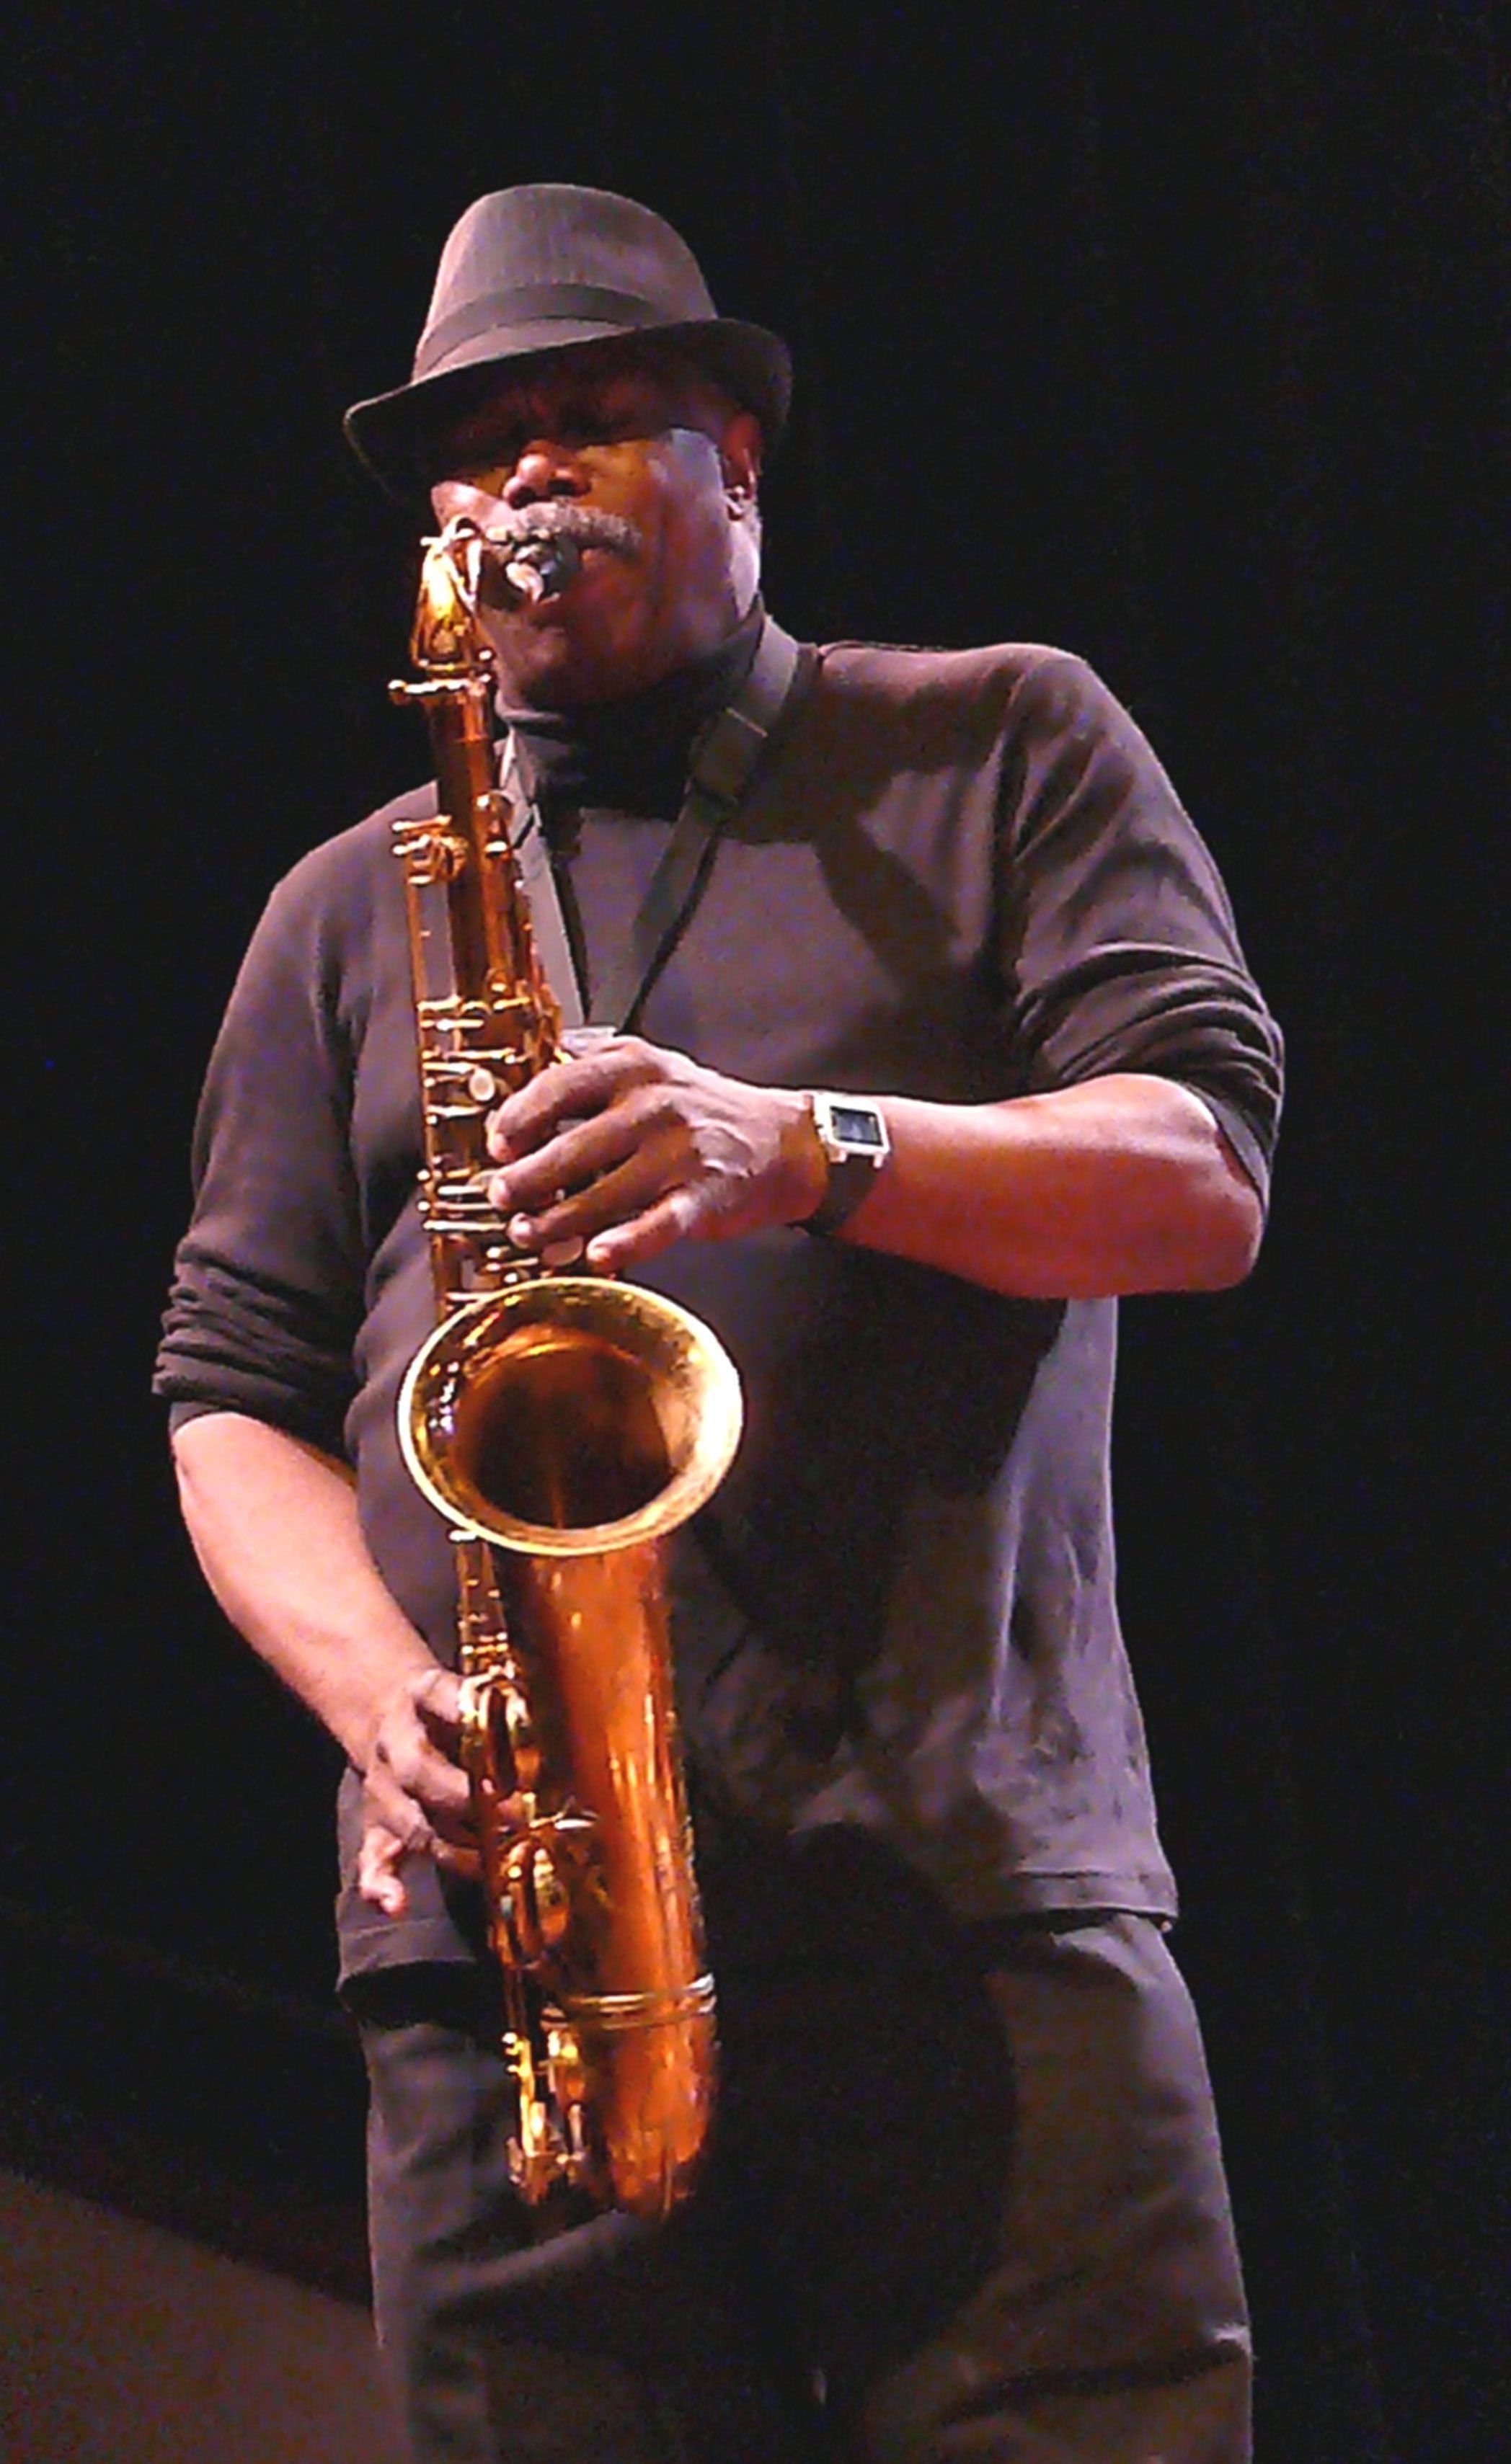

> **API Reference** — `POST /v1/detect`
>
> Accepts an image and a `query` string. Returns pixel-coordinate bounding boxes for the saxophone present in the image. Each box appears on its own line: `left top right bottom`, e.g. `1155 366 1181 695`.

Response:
389 520 742 2217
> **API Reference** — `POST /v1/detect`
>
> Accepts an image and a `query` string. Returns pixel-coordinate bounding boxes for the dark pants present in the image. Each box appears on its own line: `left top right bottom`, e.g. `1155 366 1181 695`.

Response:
354 1909 1250 2463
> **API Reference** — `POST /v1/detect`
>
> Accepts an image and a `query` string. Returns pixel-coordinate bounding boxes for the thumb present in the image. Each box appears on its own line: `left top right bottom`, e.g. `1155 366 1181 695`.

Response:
358 1820 412 1916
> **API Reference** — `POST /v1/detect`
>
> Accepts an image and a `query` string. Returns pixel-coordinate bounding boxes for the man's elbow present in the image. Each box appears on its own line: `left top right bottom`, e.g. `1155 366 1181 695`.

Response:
1184 1171 1266 1290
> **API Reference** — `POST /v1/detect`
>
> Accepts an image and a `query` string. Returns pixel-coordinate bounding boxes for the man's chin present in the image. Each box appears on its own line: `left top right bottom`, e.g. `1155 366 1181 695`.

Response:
489 619 636 712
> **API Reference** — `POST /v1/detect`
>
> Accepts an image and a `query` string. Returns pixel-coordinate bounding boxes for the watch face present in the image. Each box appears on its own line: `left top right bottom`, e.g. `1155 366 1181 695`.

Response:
828 1102 887 1152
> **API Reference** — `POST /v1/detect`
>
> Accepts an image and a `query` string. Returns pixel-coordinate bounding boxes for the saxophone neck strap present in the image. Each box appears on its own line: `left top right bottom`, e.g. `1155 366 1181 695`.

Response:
502 613 812 1034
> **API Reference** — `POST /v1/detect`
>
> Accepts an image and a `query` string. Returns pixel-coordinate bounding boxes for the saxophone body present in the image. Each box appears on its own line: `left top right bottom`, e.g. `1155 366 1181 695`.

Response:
390 523 741 2218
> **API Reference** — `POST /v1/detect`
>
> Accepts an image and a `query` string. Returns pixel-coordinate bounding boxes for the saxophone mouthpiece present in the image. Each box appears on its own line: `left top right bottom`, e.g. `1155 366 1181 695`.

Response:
497 535 582 606
402 520 583 683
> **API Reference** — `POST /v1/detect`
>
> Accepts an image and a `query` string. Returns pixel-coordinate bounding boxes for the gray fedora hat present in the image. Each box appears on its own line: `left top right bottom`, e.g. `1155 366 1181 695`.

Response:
344 184 792 507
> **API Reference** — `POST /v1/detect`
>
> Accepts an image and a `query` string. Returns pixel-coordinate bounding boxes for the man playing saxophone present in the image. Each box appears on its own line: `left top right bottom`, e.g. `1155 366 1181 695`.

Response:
157 185 1282 2464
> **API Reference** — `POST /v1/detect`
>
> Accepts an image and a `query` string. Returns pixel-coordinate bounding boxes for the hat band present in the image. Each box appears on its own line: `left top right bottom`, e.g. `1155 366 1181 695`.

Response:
415 283 700 379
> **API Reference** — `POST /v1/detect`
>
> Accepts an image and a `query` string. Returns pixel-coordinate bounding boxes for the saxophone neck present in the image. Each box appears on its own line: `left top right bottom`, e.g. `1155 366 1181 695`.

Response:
408 520 491 678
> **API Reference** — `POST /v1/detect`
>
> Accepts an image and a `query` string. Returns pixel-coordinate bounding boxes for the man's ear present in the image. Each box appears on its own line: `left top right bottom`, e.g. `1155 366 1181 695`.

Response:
720 409 763 510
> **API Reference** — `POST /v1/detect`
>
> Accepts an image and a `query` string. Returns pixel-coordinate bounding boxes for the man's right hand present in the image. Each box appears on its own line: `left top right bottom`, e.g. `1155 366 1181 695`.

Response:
358 1666 479 1916
170 1416 490 1918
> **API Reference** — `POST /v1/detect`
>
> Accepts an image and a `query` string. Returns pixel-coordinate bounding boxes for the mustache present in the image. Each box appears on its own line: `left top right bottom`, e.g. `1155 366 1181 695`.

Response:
479 502 642 560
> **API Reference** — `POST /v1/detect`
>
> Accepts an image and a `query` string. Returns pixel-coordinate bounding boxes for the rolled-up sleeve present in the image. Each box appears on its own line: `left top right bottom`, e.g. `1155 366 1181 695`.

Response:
998 653 1283 1203
154 866 366 1456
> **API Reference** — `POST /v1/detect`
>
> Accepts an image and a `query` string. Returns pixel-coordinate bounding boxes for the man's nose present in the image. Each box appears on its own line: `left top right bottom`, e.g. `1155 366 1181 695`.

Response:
501 441 585 505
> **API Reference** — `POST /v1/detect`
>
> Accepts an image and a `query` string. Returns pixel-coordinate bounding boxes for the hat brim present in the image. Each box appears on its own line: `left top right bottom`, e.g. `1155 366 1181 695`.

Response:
344 316 791 510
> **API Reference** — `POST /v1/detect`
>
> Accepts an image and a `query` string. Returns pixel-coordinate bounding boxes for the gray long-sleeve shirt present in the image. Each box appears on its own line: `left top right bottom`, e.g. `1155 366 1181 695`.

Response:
156 637 1282 1978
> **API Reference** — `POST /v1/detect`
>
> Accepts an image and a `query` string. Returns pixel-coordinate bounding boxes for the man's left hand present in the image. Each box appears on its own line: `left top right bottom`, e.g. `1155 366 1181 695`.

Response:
484 1033 827 1273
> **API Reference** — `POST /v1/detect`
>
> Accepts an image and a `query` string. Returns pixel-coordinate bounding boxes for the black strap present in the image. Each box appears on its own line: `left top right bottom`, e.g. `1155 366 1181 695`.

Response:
504 615 809 1034
507 796 588 1030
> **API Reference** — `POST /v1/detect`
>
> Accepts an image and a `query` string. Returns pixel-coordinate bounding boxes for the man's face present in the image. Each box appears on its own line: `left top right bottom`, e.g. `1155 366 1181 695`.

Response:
427 347 762 708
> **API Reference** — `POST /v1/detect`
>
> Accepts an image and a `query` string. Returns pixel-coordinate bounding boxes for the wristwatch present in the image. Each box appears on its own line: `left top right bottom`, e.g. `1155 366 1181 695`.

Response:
802 1091 892 1235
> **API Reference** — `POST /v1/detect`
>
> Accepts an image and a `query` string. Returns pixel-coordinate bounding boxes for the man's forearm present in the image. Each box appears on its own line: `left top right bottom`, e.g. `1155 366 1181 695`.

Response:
486 1043 1265 1297
171 1411 438 1769
837 1073 1264 1297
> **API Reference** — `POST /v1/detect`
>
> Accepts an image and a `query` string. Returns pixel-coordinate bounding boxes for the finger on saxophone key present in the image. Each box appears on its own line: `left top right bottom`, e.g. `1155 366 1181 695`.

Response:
502 1200 585 1265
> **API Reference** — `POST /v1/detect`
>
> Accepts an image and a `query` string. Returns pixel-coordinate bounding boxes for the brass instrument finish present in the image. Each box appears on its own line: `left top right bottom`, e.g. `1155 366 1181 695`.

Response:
391 522 740 2218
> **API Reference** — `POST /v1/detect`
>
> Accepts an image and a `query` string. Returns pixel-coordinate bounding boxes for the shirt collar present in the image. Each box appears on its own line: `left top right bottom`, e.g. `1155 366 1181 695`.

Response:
497 604 766 822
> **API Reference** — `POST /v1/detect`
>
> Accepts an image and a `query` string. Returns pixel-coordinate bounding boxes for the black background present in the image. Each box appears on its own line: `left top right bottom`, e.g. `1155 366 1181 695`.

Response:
7 7 1508 2459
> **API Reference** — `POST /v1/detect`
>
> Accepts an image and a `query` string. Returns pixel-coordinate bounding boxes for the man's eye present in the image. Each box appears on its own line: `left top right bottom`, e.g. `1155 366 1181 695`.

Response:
455 437 525 479
564 413 638 446
453 409 646 477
